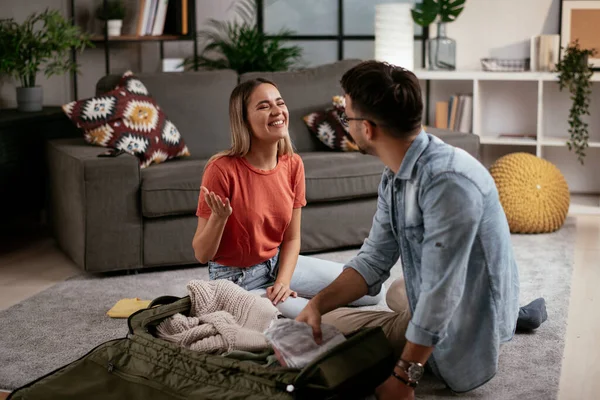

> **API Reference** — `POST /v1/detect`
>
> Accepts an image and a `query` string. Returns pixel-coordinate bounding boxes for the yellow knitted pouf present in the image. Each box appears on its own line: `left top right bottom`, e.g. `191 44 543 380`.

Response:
489 153 570 233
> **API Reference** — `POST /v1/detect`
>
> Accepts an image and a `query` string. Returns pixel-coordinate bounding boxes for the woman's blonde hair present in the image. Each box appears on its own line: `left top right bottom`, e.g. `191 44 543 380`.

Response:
207 78 295 167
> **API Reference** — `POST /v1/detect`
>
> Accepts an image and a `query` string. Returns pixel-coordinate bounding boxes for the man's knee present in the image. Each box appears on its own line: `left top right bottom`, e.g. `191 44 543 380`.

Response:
386 278 410 316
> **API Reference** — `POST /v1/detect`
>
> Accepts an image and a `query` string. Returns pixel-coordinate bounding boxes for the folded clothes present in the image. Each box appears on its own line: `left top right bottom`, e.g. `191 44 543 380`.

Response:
156 280 280 354
264 318 346 369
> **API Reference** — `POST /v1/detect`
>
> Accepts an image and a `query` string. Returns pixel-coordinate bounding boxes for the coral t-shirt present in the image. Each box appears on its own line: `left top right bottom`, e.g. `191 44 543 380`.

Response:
196 153 307 267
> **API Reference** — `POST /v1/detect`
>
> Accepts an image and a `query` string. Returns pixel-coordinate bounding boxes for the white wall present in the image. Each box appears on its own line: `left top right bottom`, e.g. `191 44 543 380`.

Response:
433 0 560 70
0 0 564 107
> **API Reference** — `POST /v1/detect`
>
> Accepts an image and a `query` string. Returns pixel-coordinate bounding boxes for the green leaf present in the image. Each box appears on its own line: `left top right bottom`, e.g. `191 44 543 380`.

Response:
411 0 438 27
439 0 466 23
184 0 302 74
554 39 595 164
0 9 91 86
411 0 466 26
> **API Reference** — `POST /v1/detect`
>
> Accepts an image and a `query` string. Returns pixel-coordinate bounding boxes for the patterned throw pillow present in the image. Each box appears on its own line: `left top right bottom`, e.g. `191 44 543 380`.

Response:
62 71 190 168
303 95 359 152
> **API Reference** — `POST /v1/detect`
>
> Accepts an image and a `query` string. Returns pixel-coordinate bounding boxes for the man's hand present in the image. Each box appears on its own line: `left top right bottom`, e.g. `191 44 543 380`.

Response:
295 302 323 344
375 376 415 400
201 186 232 219
266 281 297 305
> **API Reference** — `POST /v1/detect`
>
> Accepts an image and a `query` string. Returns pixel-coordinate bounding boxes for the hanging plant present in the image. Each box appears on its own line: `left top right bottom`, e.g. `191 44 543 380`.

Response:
554 40 596 165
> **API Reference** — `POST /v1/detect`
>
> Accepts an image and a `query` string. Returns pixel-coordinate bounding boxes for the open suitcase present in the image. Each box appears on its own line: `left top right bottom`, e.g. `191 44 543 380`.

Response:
8 295 395 399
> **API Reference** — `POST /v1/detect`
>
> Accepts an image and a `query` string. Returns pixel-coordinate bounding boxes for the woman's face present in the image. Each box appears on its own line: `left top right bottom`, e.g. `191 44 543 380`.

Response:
246 83 289 144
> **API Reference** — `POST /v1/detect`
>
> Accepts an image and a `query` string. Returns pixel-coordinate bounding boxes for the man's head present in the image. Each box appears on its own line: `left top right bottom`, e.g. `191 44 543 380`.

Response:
340 60 423 155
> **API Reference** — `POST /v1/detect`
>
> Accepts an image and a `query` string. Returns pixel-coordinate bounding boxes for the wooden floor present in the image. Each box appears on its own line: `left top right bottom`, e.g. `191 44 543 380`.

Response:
1 216 600 399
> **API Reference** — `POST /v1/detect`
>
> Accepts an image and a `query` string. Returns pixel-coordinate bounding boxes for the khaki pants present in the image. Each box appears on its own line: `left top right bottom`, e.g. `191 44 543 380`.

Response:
322 279 412 359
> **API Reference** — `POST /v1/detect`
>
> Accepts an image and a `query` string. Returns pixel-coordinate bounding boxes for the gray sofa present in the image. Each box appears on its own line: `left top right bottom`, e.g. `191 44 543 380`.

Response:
47 59 479 273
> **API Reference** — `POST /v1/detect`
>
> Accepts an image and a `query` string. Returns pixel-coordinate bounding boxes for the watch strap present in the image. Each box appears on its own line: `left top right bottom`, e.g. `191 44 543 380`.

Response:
392 370 418 388
396 359 424 382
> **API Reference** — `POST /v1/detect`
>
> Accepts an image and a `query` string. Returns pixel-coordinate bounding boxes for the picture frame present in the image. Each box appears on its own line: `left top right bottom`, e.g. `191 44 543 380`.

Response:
560 0 600 69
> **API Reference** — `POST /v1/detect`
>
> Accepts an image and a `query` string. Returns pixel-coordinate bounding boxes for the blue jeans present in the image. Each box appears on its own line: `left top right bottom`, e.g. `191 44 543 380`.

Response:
208 252 386 318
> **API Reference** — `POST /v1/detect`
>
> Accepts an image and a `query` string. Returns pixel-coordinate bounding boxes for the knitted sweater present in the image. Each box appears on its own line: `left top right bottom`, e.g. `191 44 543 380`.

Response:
156 280 279 354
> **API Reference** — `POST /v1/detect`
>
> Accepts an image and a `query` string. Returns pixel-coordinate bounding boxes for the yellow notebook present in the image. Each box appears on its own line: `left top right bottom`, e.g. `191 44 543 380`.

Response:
107 298 152 318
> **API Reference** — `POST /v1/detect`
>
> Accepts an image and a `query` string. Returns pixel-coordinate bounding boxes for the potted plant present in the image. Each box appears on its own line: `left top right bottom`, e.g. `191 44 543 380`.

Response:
95 0 126 37
182 0 303 74
554 40 597 165
411 0 466 70
0 10 91 112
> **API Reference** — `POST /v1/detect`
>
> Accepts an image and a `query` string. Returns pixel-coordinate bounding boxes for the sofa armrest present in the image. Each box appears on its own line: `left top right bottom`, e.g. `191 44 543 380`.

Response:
425 127 481 161
46 138 142 272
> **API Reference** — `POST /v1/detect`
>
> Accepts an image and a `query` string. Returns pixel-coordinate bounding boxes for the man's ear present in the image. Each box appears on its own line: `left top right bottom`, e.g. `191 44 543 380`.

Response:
362 120 375 141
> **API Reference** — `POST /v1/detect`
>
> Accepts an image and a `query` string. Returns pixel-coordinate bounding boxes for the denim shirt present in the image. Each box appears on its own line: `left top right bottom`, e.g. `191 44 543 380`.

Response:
345 130 520 393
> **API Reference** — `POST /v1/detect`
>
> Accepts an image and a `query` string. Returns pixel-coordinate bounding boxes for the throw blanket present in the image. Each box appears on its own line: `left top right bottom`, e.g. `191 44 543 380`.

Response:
156 280 280 354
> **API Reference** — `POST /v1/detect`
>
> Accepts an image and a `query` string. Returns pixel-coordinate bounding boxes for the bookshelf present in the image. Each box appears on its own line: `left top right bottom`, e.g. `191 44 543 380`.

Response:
89 34 189 42
69 0 199 100
416 69 600 215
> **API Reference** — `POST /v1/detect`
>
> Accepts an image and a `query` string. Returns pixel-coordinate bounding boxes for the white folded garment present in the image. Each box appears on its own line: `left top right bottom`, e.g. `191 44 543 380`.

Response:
264 318 346 369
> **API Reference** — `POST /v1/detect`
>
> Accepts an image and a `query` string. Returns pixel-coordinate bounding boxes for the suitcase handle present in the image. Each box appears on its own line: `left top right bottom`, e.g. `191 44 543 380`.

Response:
149 296 181 308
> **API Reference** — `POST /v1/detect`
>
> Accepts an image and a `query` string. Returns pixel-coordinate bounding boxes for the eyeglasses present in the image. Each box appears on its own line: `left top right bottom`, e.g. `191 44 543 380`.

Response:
339 111 376 127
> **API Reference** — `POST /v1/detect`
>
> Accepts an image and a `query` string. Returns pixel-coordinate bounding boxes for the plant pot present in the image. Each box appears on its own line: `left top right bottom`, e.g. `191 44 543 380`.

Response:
107 20 122 36
16 86 43 112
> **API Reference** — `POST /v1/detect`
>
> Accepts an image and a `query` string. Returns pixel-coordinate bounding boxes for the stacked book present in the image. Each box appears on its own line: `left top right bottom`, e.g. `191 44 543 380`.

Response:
135 0 195 36
434 94 473 133
530 34 560 72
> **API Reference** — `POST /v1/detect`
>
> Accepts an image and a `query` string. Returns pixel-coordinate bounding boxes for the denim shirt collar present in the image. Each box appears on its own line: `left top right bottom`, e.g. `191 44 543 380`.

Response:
385 129 430 181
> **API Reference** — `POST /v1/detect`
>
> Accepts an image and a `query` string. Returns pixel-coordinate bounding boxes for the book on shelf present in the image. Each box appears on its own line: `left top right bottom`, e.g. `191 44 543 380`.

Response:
530 34 559 72
135 0 194 37
434 93 473 133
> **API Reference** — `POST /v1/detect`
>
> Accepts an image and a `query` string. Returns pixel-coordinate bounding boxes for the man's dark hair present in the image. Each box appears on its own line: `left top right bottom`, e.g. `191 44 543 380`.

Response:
340 60 423 138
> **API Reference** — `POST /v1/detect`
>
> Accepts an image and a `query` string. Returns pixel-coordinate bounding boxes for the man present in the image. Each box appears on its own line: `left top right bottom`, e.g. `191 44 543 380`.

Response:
295 61 547 399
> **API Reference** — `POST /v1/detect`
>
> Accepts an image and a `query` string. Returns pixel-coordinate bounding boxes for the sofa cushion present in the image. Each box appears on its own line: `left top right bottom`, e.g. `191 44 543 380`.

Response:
63 71 191 168
141 159 206 218
300 152 385 203
96 70 238 159
303 95 358 152
141 151 384 217
240 59 363 153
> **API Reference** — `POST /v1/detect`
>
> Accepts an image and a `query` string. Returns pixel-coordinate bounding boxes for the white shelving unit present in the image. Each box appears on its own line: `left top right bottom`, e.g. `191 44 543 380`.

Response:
415 70 600 215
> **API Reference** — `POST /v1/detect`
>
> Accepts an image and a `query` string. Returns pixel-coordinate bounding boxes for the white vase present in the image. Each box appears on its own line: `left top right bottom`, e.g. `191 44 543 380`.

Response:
374 4 414 71
107 20 122 36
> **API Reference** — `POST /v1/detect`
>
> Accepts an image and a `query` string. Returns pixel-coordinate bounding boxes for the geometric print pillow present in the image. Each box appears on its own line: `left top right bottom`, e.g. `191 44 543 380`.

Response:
62 71 190 168
302 95 359 152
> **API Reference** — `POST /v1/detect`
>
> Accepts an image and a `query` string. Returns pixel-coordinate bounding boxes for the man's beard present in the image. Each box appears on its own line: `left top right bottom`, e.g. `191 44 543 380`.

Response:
356 140 375 156
346 133 371 155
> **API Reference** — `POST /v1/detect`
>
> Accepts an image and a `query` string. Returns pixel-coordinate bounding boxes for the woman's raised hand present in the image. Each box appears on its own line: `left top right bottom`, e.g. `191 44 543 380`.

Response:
201 186 232 219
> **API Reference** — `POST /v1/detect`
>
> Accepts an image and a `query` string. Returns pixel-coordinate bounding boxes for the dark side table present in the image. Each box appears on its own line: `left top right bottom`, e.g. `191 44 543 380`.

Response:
0 107 80 237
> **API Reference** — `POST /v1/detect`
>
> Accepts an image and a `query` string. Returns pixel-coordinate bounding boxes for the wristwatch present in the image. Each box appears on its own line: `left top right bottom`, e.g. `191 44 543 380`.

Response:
395 359 425 385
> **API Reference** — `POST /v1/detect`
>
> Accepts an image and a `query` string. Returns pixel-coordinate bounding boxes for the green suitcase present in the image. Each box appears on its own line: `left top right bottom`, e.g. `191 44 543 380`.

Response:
8 295 395 399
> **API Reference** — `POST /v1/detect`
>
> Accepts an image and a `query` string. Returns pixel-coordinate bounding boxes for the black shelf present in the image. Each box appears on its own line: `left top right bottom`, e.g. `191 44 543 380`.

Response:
69 0 199 100
89 34 196 42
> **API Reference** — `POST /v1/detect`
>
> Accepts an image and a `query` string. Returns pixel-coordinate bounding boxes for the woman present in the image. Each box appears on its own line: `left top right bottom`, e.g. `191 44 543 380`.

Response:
192 78 384 318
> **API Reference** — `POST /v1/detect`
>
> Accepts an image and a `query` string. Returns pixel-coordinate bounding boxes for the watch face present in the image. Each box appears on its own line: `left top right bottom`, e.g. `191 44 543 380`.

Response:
408 364 425 381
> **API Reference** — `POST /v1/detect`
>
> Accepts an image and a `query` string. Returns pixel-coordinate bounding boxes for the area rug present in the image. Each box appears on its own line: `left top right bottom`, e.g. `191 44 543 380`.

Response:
0 218 576 399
